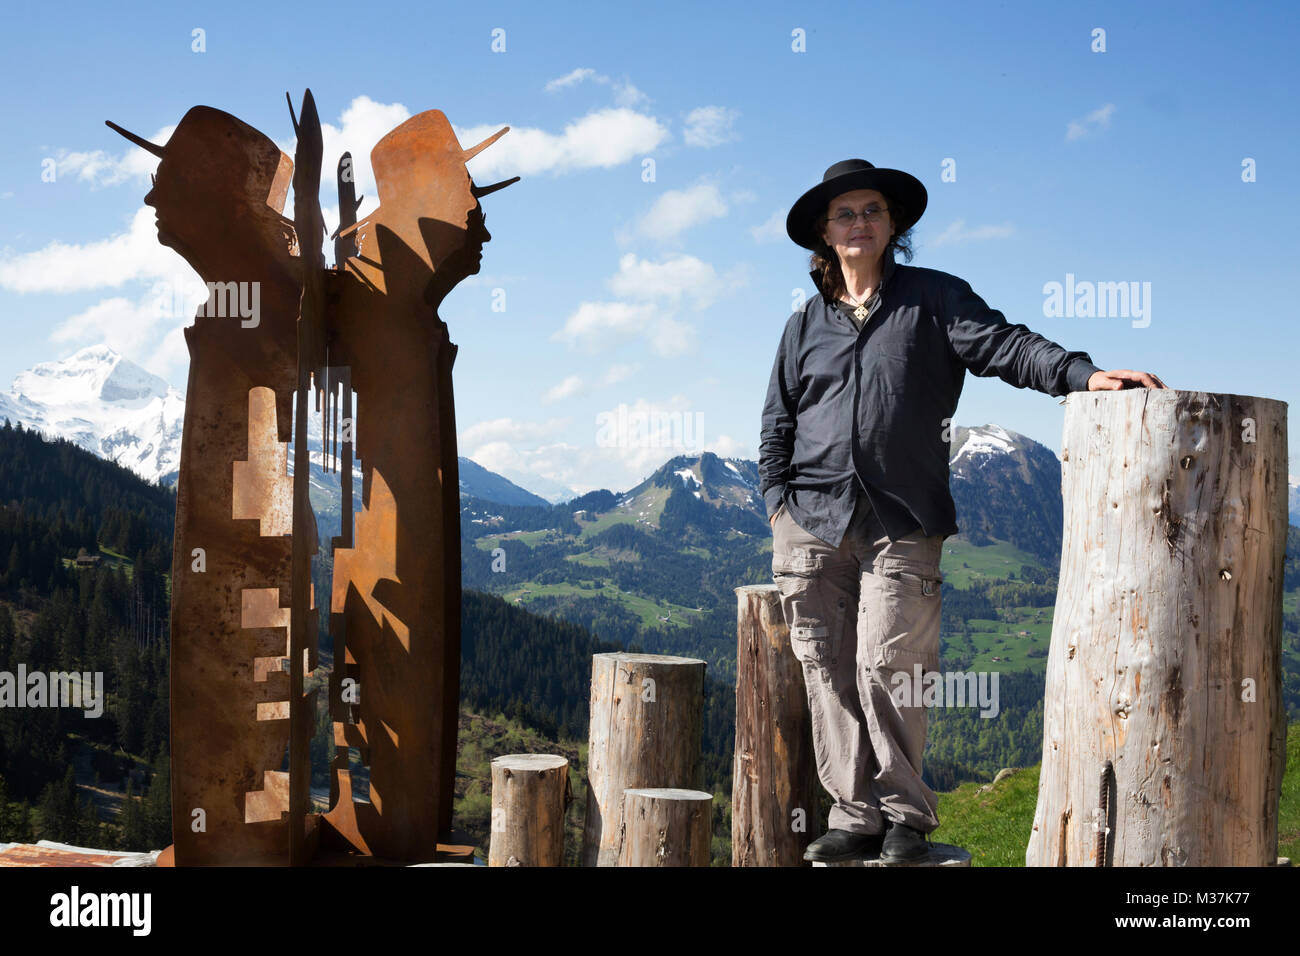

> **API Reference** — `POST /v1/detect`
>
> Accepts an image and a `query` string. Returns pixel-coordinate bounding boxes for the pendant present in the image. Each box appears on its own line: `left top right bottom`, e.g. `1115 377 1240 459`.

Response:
854 303 868 321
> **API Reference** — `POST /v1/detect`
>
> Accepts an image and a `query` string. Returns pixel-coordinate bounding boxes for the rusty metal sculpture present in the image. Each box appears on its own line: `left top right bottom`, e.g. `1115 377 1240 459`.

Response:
107 90 517 865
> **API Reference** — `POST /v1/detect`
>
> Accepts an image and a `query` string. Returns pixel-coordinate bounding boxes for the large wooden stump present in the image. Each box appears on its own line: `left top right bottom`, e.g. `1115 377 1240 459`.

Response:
1028 389 1288 866
617 788 714 866
582 653 706 867
732 584 818 866
488 754 570 867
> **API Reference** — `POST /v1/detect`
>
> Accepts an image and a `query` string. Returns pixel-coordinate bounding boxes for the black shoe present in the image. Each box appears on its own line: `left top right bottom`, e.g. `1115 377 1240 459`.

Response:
803 829 884 862
879 820 930 863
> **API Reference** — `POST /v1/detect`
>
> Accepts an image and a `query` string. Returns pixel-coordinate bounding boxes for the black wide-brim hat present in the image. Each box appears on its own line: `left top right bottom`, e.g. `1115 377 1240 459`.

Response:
786 159 927 250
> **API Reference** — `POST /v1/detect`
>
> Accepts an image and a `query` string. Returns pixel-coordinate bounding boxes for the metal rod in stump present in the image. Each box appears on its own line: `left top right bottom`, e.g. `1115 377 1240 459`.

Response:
488 754 571 867
732 584 818 866
1027 389 1288 866
617 788 714 866
581 653 706 867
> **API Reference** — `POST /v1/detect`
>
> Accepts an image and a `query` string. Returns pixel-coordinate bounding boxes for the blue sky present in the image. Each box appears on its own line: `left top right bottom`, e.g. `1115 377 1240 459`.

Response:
1 0 1297 498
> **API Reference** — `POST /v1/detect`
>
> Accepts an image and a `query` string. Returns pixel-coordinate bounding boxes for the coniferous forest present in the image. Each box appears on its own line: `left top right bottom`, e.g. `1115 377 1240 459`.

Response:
0 420 172 849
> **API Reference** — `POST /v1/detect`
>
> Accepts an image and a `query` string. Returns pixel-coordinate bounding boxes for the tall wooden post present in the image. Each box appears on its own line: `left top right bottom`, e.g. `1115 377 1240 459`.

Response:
732 584 817 866
581 653 705 867
1028 390 1288 866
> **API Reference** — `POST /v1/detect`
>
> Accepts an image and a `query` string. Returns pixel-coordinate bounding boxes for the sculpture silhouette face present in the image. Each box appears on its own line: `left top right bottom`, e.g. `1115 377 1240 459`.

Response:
349 111 516 301
111 106 293 277
443 199 491 279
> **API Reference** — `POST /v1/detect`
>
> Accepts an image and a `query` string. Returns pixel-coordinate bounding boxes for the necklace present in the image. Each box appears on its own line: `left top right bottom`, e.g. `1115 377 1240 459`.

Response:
842 287 876 321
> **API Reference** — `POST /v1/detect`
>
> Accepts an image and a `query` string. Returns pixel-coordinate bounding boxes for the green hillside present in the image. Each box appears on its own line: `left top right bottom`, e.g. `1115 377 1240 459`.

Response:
932 720 1299 866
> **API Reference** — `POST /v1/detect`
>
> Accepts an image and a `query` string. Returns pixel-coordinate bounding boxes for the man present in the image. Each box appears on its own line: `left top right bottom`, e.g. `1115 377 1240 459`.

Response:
759 158 1165 864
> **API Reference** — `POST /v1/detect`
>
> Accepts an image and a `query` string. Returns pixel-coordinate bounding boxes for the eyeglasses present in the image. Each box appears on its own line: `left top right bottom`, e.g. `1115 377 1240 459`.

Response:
825 205 889 226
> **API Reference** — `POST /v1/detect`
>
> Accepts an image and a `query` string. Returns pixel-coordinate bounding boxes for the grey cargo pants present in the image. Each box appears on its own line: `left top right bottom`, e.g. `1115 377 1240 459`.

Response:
771 492 944 835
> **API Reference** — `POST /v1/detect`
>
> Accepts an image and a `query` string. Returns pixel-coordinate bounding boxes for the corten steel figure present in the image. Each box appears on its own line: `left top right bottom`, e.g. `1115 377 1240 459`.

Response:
108 99 516 865
107 107 306 865
321 110 516 861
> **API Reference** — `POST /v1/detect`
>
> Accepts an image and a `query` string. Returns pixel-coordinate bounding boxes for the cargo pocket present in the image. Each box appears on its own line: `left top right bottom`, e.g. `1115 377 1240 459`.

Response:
772 549 845 671
865 567 943 674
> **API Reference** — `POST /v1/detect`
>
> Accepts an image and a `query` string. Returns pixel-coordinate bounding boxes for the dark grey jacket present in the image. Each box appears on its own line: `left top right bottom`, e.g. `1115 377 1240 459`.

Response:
759 250 1100 548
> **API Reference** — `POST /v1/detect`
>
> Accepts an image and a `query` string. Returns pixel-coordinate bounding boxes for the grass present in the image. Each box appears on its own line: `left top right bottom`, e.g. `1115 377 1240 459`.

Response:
938 536 1047 589
575 486 670 540
932 765 1041 866
1280 720 1300 863
502 579 705 629
932 721 1300 866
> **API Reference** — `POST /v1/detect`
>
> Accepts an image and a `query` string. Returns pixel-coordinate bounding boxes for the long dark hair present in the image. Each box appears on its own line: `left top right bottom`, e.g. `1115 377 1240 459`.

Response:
809 193 915 301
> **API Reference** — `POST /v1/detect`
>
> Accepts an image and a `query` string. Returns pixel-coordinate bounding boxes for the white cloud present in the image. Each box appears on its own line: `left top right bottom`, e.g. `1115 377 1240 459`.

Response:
683 106 739 148
928 219 1016 247
612 83 649 109
645 315 696 356
460 397 725 496
545 68 600 92
602 363 638 385
750 208 787 243
608 252 742 308
1066 103 1116 141
543 68 649 108
543 375 584 402
456 108 668 180
54 123 175 187
552 301 657 352
705 433 748 458
459 416 569 448
144 324 189 379
0 207 191 293
551 300 695 357
44 272 208 381
636 182 728 241
592 396 709 476
271 95 413 227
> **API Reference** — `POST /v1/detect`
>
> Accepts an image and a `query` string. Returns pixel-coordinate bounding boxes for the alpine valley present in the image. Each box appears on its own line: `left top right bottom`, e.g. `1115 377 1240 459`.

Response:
1 346 1297 863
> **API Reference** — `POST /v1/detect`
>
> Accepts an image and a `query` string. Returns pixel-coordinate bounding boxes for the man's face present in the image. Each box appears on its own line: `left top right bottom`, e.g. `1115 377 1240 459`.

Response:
819 188 894 268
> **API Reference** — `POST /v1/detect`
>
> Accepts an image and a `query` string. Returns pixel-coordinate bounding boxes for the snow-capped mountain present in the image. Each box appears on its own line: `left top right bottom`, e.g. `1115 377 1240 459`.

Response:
1290 474 1300 527
633 451 763 512
947 424 1064 563
0 345 184 485
605 427 1063 560
0 346 573 512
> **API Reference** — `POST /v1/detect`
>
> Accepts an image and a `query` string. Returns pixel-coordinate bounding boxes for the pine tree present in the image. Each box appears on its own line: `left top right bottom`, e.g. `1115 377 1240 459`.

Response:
120 779 147 851
36 766 79 844
11 800 33 843
77 792 102 848
0 773 10 842
142 752 171 850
